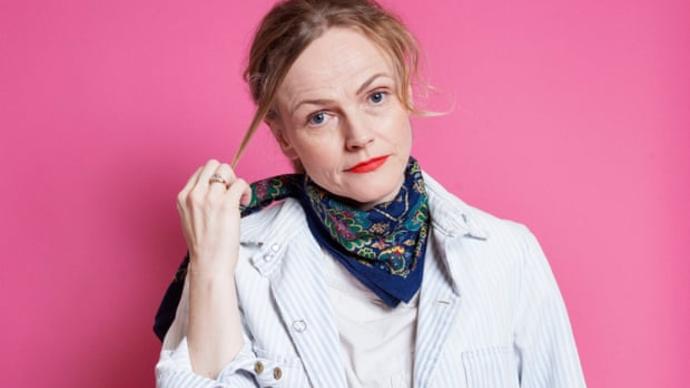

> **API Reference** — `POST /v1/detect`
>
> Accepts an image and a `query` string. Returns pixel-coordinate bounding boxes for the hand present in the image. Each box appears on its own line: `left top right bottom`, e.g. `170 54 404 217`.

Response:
176 159 252 275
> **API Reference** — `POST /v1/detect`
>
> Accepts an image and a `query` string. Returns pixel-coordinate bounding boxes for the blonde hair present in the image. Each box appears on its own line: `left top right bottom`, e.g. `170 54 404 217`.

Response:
232 0 441 172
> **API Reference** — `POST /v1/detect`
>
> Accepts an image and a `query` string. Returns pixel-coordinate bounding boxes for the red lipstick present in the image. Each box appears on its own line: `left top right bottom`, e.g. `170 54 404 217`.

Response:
346 155 389 173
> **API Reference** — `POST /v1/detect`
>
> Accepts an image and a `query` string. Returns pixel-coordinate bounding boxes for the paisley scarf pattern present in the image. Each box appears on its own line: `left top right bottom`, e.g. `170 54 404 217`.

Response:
153 155 430 342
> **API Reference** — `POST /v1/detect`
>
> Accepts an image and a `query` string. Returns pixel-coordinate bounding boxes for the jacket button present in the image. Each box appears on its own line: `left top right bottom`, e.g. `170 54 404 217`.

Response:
270 243 280 252
273 366 283 380
263 252 274 262
254 361 264 374
292 320 307 332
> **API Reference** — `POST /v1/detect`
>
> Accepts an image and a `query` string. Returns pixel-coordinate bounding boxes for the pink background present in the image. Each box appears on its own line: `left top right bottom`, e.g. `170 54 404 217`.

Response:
1 0 688 386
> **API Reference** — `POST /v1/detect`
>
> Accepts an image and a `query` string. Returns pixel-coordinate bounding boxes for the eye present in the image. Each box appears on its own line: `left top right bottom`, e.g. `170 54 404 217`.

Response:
306 111 330 127
368 90 388 104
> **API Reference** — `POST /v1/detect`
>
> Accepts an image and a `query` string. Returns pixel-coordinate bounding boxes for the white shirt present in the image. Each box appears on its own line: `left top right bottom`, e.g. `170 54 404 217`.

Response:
323 246 419 388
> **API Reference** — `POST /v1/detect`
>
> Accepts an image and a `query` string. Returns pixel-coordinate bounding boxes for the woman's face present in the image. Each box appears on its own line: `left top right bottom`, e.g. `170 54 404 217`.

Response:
267 27 413 210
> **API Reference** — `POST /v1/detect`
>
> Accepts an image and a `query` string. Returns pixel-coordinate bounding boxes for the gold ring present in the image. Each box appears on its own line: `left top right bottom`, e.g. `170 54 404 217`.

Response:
209 174 229 189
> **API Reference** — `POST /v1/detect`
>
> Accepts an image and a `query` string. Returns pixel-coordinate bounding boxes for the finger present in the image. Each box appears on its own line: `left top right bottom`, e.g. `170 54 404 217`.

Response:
216 167 251 206
208 163 236 197
193 159 221 193
225 178 250 208
177 165 203 209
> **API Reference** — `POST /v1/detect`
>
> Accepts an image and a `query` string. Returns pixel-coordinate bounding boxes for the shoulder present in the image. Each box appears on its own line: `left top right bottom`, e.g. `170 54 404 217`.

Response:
238 198 302 242
425 173 556 301
422 171 556 306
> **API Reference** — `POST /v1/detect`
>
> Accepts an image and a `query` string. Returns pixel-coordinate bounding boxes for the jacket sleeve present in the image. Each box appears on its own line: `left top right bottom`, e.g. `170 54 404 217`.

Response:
154 266 259 388
513 225 588 388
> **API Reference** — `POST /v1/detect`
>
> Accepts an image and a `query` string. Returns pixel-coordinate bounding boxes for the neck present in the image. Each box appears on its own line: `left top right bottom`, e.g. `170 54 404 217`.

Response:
347 173 405 211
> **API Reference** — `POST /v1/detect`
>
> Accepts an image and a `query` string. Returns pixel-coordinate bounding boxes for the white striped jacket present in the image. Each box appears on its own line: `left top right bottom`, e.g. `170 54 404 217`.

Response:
155 171 587 387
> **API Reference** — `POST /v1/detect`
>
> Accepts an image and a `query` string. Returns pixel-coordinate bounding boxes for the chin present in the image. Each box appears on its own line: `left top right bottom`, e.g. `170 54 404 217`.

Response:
347 160 406 203
343 176 401 206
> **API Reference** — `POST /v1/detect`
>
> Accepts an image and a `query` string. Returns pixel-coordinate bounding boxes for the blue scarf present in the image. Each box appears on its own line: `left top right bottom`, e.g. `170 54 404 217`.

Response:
154 156 430 342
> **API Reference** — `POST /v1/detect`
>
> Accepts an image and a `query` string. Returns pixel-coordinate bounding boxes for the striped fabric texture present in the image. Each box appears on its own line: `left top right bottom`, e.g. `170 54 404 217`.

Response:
155 171 587 388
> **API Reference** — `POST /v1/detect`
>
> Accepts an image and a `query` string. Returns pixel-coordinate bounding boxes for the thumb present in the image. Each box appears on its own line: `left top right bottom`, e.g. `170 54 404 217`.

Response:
240 182 253 207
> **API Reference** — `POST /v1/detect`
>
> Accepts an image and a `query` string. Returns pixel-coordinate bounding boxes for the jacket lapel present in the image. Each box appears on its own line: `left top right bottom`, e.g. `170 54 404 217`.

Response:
413 171 490 387
251 199 348 388
413 225 463 387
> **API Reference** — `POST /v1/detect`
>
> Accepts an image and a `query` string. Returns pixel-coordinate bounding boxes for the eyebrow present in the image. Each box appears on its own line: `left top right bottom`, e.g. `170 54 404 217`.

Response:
289 72 390 115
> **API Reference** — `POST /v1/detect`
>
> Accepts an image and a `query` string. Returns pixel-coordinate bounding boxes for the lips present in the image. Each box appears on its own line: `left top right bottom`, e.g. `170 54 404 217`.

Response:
346 155 389 173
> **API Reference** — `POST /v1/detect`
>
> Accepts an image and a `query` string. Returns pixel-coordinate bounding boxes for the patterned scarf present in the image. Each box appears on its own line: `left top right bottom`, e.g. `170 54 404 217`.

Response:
153 156 430 342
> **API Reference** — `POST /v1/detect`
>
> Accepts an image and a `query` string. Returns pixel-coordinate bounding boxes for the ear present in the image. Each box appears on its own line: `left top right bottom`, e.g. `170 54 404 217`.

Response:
265 115 300 161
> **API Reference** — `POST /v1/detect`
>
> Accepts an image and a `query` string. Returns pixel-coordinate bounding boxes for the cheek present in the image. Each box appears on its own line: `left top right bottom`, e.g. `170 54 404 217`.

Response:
382 109 412 144
293 135 342 166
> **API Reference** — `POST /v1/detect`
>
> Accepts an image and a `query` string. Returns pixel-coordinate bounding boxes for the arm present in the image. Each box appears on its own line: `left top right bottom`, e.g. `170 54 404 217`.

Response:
513 226 588 388
154 254 258 388
187 257 245 378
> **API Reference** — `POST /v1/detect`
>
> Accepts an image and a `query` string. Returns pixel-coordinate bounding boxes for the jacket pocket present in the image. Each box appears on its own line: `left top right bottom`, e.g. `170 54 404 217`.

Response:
249 347 310 387
461 345 520 388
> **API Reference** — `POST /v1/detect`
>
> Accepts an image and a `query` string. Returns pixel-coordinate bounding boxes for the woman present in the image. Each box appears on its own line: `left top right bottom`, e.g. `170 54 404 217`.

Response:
154 1 587 387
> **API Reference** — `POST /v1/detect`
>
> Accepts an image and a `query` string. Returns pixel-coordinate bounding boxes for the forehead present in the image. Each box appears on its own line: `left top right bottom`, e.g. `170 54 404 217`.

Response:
278 27 395 102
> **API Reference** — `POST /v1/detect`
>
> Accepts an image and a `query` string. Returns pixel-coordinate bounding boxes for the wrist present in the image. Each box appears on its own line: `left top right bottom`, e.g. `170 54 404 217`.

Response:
188 260 236 281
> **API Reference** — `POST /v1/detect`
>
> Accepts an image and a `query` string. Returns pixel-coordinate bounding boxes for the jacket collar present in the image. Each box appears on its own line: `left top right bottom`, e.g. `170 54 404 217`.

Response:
421 171 490 241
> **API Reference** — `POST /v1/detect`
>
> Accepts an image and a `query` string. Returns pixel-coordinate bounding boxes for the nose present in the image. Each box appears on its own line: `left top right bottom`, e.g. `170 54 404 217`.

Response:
344 113 375 151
